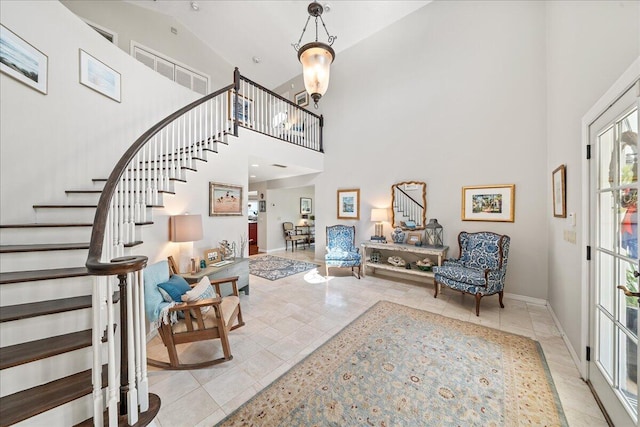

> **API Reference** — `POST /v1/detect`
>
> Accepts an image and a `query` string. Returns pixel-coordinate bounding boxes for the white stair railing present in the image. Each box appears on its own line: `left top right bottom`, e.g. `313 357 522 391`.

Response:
86 68 323 426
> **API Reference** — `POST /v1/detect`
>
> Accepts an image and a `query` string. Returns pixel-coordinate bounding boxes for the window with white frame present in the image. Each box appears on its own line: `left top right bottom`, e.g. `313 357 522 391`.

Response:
130 41 209 95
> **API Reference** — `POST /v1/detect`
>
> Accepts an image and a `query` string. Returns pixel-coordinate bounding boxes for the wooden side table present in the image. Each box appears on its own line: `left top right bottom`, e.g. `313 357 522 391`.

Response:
181 258 250 295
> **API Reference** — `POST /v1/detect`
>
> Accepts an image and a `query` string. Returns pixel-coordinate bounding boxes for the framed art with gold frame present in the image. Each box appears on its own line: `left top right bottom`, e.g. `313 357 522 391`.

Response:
406 232 422 244
462 184 515 222
552 165 566 218
337 189 360 220
203 248 221 264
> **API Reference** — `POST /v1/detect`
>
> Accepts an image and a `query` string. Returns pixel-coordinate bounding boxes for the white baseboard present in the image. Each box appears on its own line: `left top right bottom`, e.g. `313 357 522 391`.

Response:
503 292 547 306
547 303 583 377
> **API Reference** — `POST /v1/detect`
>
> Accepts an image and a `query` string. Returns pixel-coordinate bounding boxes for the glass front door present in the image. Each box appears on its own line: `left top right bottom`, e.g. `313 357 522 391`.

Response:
589 82 639 426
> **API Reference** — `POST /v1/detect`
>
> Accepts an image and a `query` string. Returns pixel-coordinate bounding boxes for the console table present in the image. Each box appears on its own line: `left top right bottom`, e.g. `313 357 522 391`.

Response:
361 242 448 282
181 258 249 295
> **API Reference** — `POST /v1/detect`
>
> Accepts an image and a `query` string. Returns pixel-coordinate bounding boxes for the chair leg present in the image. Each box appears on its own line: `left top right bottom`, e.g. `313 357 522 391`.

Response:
434 280 439 298
499 290 505 308
475 293 482 316
356 265 361 279
325 264 329 277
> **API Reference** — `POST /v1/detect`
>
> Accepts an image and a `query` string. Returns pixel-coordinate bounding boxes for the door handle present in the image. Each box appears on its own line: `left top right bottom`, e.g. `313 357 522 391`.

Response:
634 270 640 278
618 285 640 298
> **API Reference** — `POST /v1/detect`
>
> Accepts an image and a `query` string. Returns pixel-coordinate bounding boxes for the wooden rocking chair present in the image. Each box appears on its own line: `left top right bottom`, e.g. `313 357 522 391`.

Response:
144 258 245 369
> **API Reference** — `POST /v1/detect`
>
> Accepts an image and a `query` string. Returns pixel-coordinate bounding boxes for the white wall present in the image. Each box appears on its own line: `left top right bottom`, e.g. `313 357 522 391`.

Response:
61 0 235 91
0 0 200 223
313 0 549 299
546 1 640 355
264 185 314 252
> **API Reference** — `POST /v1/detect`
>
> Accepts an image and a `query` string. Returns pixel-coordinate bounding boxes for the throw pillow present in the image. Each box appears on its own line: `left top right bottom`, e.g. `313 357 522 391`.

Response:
182 276 217 314
157 275 191 302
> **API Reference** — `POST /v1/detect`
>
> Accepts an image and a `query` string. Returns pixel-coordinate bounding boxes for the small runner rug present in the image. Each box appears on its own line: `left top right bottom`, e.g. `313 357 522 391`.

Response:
216 301 567 426
249 255 319 281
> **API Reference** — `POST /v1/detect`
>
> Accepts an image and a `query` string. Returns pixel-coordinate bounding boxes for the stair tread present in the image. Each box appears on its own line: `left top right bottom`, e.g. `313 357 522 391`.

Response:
75 393 161 427
33 204 97 208
0 295 92 322
65 190 102 194
0 242 90 253
0 329 93 369
0 223 92 228
0 267 88 284
0 364 108 426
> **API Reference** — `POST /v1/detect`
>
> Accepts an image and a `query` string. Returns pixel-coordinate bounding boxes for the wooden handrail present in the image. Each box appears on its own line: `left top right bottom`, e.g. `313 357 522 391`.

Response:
86 82 235 275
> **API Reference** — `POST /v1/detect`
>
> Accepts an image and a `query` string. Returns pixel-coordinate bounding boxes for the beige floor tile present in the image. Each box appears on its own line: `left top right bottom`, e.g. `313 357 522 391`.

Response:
144 248 606 426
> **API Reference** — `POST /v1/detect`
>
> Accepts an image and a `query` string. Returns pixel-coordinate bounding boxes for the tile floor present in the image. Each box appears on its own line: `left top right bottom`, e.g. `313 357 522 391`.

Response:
147 248 607 426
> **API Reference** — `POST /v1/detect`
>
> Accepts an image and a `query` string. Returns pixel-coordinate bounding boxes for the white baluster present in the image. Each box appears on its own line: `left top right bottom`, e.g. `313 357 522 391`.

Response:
136 269 149 411
106 276 118 427
126 272 139 425
92 276 104 427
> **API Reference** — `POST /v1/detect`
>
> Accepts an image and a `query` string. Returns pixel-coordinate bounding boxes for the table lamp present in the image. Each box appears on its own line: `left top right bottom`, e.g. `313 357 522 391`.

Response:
370 208 388 239
170 214 203 273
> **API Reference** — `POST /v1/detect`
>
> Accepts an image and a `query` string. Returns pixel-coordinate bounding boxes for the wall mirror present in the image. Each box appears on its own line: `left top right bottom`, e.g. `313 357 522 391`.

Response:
391 181 426 230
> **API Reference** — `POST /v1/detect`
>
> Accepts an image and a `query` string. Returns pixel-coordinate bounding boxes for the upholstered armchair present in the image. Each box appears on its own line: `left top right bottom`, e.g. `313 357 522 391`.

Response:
325 225 361 279
432 231 510 316
143 259 244 369
283 221 308 251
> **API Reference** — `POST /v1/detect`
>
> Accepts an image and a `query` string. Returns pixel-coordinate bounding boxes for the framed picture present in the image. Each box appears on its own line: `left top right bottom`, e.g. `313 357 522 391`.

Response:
259 200 266 212
203 248 221 264
300 197 312 214
228 90 253 126
79 49 121 102
462 184 515 222
552 165 566 218
406 232 422 244
0 24 48 94
209 182 243 216
337 189 360 220
294 90 309 107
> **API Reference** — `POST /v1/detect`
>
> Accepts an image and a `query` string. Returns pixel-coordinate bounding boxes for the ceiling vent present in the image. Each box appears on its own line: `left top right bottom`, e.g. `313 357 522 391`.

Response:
272 164 288 168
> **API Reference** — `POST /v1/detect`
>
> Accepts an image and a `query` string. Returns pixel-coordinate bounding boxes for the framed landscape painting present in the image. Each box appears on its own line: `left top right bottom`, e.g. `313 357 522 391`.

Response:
79 49 121 102
0 24 48 94
462 184 515 222
337 189 360 220
210 182 243 216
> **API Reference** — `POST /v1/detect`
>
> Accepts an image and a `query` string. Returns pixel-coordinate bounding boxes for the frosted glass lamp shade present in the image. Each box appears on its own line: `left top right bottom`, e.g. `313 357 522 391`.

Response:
170 214 203 242
298 42 335 104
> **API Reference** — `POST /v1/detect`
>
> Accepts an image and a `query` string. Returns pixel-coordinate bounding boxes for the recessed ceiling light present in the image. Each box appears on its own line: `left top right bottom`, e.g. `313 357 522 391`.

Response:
190 1 199 11
251 164 259 167
250 175 257 178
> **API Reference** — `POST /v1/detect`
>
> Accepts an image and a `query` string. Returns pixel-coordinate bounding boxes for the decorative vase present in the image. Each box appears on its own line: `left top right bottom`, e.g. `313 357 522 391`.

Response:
392 227 405 244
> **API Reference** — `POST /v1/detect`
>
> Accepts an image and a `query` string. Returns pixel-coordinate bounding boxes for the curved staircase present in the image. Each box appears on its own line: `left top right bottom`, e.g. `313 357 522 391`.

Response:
0 69 322 426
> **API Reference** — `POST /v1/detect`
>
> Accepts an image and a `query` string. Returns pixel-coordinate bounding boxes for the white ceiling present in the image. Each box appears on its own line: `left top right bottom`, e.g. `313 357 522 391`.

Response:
124 0 431 183
126 1 430 89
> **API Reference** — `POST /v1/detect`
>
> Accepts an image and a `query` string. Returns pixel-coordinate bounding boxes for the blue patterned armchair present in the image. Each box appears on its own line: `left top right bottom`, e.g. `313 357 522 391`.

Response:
433 231 510 316
325 225 361 279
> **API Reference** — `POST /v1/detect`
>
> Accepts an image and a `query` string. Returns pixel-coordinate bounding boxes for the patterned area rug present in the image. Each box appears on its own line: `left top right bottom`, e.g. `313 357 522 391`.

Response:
249 255 319 281
216 301 568 426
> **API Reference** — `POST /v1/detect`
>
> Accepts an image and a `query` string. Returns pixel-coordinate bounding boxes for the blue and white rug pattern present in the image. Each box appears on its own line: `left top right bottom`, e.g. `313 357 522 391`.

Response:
249 255 319 281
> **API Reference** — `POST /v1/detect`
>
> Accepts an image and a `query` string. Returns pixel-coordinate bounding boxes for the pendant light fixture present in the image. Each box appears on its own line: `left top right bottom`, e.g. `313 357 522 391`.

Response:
292 2 336 109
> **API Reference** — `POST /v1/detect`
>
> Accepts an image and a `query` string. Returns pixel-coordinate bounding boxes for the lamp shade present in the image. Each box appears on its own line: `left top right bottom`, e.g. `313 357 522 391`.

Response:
169 214 203 242
370 208 389 222
298 42 335 104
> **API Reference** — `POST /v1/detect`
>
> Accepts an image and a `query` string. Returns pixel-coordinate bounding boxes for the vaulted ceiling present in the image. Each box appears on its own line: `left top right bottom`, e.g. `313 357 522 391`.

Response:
126 0 430 89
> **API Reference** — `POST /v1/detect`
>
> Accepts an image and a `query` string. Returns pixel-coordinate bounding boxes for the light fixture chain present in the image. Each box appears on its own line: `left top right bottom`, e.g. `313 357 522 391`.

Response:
293 15 313 51
319 15 336 46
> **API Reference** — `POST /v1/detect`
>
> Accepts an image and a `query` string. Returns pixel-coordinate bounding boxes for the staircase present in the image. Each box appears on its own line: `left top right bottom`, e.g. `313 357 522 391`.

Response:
0 69 322 426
